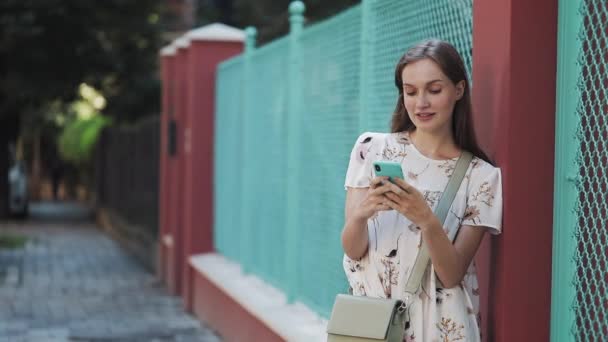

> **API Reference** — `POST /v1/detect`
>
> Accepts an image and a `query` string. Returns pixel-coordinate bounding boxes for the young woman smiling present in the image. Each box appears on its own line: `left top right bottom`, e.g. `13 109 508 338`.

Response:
341 39 503 341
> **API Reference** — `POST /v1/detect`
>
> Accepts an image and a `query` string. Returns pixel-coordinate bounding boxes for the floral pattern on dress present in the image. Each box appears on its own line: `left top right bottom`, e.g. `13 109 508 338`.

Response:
396 132 413 145
437 317 466 342
436 287 453 305
463 205 481 224
407 163 430 181
471 182 495 207
382 144 408 162
355 135 375 162
423 190 443 209
438 160 457 177
379 256 399 298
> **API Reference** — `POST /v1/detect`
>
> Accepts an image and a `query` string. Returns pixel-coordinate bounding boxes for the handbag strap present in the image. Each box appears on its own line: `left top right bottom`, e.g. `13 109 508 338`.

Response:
403 151 473 295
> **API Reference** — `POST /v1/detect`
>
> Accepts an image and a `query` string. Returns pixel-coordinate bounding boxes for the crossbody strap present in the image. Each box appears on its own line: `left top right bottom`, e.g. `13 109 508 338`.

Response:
403 151 473 295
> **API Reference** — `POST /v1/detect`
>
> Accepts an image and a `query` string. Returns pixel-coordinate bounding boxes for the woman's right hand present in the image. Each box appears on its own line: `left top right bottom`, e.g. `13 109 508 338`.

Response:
350 177 393 222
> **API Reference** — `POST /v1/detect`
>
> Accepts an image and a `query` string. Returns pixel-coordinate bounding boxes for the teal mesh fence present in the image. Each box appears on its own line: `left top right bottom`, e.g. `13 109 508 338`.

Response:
297 5 362 314
552 0 608 340
214 0 474 317
214 56 244 264
244 37 290 291
573 0 607 339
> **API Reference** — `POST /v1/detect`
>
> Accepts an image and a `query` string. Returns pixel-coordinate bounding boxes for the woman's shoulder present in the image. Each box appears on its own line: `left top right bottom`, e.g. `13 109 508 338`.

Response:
468 155 501 181
353 131 410 149
348 132 391 165
351 132 390 151
470 156 498 170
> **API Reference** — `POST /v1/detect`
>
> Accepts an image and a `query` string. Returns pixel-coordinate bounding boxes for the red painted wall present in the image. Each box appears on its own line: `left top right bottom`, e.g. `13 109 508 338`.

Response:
473 0 557 340
192 270 284 342
181 40 243 311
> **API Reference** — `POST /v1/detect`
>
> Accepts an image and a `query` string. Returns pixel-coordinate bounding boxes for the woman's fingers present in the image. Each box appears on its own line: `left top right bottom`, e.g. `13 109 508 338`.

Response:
386 182 407 196
384 191 401 203
370 177 388 189
365 179 410 215
370 181 407 200
365 194 391 212
393 177 414 194
369 182 394 196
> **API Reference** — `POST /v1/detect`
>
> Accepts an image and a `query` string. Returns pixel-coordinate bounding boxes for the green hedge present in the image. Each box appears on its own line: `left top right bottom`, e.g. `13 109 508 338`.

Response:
58 115 111 164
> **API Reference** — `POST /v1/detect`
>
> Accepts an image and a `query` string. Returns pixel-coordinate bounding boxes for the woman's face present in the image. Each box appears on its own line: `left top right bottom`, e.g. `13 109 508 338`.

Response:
401 58 464 134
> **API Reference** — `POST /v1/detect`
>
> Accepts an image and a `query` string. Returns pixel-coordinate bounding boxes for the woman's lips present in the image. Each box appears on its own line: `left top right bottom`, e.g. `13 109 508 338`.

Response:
416 112 435 121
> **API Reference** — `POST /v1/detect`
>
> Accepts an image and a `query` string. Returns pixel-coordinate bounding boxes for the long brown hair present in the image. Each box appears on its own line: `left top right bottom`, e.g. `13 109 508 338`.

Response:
391 39 491 164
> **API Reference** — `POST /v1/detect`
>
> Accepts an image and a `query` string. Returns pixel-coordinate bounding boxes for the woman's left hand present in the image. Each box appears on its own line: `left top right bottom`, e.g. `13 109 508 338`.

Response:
382 178 437 228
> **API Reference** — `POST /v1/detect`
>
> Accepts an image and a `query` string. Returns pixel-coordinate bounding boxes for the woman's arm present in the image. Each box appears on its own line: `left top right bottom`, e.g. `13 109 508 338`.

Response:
418 217 486 288
341 178 393 260
342 188 371 260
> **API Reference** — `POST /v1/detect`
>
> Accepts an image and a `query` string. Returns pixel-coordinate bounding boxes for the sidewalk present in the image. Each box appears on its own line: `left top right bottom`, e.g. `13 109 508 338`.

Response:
0 202 222 342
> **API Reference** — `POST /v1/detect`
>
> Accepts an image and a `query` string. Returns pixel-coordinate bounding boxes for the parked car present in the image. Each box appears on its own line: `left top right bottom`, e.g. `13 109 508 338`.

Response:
8 160 28 218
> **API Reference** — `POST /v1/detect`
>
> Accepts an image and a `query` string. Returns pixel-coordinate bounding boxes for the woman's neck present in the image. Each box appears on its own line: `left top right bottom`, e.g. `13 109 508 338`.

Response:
409 128 460 159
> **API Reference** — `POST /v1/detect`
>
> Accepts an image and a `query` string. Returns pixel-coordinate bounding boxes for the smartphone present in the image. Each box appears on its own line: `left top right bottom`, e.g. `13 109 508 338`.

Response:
372 161 404 183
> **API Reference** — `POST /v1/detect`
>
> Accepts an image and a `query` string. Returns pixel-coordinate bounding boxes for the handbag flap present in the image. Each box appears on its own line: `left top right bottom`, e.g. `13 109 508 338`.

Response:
326 294 401 339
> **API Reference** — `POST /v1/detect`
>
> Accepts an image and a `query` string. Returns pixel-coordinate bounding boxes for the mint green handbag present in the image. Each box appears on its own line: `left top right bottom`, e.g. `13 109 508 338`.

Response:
327 152 473 342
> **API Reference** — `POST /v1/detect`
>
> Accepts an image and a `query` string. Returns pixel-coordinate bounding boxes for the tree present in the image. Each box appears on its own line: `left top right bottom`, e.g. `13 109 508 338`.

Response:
0 0 163 123
0 0 164 216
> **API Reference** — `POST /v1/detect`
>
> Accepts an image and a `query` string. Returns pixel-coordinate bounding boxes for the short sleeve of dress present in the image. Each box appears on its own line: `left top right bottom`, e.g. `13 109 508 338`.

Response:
462 163 503 235
344 132 385 190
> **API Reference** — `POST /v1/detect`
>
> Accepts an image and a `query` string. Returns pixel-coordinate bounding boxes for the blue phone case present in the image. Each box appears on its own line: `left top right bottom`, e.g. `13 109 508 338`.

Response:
372 161 404 182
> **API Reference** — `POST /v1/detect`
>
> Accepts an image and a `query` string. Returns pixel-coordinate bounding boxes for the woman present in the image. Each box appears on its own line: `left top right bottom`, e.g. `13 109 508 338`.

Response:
341 39 502 341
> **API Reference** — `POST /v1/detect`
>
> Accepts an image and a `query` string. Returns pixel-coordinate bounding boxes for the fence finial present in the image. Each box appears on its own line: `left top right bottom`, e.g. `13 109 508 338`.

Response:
289 1 306 25
289 1 305 15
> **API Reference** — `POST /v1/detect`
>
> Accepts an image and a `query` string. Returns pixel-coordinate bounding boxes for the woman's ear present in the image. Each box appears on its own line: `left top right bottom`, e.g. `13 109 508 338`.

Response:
455 80 465 100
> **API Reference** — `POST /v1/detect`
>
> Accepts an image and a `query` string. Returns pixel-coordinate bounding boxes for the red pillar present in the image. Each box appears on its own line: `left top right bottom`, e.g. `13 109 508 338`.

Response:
181 24 244 312
473 0 557 340
166 36 190 296
158 45 176 286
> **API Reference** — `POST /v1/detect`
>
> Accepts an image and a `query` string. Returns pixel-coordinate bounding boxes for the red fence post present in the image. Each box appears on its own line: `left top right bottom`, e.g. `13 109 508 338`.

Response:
473 0 558 340
181 24 244 312
165 35 190 296
159 44 174 286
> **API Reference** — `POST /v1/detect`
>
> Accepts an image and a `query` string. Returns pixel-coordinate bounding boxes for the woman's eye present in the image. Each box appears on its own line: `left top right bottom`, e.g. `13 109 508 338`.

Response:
429 89 442 94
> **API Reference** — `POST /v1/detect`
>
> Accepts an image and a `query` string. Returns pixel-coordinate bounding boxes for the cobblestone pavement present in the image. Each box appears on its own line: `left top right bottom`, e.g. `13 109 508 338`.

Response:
0 202 222 342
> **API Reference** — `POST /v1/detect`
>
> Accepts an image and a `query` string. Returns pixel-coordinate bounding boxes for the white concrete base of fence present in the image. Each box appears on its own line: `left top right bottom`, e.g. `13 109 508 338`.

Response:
190 253 328 341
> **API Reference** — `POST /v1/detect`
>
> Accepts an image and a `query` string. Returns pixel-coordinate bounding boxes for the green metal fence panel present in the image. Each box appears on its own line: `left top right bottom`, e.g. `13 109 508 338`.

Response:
247 37 290 290
552 0 608 340
214 0 474 318
297 4 362 315
214 56 244 263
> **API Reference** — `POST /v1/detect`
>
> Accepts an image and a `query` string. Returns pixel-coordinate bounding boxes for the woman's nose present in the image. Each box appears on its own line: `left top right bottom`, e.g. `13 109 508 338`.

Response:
415 93 430 109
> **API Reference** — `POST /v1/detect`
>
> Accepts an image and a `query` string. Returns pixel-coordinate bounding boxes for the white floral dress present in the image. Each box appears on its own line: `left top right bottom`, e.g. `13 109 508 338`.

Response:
343 131 503 342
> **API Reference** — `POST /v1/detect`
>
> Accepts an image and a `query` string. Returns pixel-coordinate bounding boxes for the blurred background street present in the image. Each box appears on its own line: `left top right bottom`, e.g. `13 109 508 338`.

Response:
0 202 221 342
